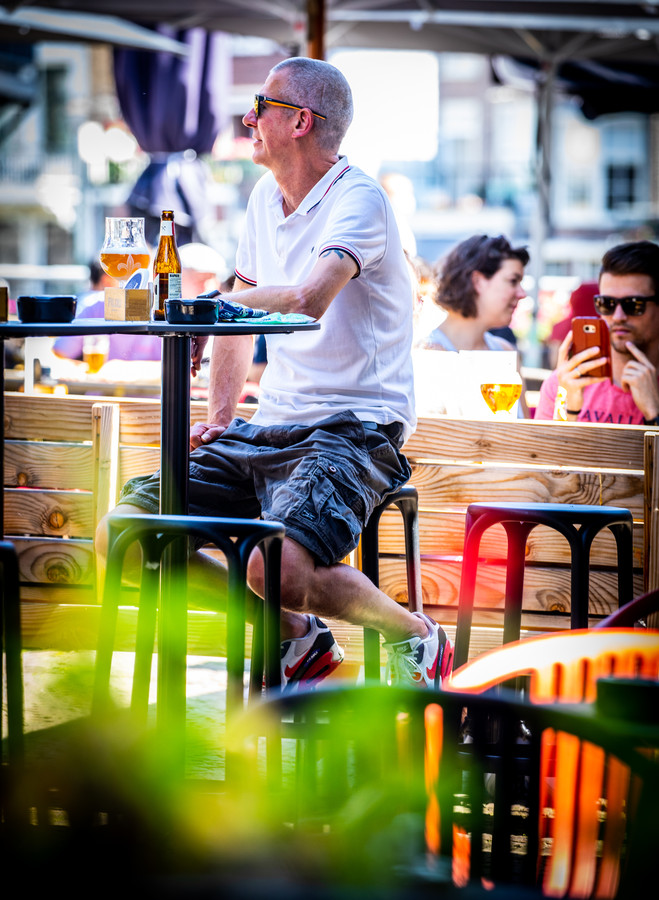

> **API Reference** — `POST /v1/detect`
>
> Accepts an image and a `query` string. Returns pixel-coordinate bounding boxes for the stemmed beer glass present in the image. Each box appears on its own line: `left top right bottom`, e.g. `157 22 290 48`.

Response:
99 217 149 287
479 354 523 418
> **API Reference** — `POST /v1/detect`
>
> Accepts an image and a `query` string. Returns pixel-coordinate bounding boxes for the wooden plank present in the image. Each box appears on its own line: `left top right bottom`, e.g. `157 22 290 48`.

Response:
404 416 647 470
377 556 644 619
409 462 645 517
10 536 94 585
119 445 160 484
645 431 659 594
4 488 93 537
4 440 94 490
377 508 645 568
93 402 121 521
4 392 95 441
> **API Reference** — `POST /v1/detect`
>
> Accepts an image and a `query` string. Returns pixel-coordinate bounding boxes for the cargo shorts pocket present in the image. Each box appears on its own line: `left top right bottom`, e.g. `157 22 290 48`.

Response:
285 456 368 563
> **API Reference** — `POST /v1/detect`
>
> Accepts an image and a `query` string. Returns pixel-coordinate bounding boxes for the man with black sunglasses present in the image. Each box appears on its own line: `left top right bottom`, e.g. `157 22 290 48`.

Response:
104 56 453 693
536 240 659 425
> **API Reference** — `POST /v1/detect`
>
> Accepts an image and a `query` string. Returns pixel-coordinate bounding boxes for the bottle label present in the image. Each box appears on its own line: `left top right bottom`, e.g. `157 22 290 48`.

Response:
167 272 182 300
160 220 173 236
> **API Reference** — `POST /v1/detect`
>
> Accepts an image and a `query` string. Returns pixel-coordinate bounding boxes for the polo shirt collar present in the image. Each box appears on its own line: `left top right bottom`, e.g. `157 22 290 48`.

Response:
267 156 351 218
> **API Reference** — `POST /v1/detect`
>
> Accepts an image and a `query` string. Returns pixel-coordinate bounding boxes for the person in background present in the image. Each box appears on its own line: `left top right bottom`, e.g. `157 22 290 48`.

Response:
535 240 659 425
544 281 599 369
52 259 162 363
97 56 453 692
415 234 530 416
179 242 229 298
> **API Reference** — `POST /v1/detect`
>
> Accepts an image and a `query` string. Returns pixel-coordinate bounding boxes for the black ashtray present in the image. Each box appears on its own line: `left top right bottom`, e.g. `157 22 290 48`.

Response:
17 295 77 324
165 298 218 325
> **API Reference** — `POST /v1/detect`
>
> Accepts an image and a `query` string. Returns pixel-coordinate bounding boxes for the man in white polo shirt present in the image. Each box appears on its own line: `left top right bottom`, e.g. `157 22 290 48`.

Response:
106 57 453 690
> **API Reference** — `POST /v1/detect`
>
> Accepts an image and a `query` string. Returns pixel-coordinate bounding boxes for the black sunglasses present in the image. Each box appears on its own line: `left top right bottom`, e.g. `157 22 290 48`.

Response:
593 294 659 317
254 94 326 120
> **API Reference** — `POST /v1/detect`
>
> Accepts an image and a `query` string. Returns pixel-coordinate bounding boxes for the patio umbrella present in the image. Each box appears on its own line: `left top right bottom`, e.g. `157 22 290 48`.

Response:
113 26 230 245
0 5 187 54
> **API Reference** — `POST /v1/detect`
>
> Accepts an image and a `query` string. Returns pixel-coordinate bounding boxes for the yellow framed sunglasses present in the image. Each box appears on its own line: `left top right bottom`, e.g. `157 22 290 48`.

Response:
254 94 326 120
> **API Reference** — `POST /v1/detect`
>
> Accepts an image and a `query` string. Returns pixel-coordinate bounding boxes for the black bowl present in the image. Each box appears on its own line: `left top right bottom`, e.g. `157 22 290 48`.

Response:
165 298 218 325
17 295 77 324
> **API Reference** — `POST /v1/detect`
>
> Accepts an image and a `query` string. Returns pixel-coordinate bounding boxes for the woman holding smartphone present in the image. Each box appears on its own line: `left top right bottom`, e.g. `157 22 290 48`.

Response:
415 233 530 417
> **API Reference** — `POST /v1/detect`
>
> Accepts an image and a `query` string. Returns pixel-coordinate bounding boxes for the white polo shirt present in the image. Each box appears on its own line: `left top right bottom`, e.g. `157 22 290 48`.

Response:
234 157 416 442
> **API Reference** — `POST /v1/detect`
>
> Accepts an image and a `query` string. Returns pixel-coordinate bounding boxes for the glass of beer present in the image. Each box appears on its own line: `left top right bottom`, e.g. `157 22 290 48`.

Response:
480 379 523 415
83 333 110 375
99 217 149 287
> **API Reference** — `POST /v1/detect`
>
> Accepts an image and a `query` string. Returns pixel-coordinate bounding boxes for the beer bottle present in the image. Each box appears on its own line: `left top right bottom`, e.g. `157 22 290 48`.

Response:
152 209 182 320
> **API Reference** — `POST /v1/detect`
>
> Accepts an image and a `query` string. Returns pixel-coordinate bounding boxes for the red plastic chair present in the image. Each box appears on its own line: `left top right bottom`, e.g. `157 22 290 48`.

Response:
445 629 659 898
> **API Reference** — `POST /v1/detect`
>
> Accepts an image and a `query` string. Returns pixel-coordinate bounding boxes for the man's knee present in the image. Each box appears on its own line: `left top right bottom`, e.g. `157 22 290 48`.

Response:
246 539 315 612
95 503 149 564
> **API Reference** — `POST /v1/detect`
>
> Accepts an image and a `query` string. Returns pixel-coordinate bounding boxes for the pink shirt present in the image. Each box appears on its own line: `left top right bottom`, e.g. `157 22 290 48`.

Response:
535 371 648 425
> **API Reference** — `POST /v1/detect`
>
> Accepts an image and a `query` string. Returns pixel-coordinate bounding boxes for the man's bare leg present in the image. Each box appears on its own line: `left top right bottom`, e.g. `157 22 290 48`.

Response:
96 509 425 643
246 537 427 643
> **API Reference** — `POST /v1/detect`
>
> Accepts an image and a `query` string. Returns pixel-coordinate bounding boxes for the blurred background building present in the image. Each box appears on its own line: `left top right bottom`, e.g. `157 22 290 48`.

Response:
1 27 657 361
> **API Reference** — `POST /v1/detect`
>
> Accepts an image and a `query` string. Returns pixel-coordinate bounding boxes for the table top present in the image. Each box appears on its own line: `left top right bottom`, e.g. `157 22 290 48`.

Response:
0 317 320 337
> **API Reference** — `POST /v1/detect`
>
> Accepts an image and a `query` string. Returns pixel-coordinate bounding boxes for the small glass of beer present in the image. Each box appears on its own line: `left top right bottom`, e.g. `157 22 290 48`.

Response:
480 379 523 415
83 334 110 375
479 354 523 417
99 217 149 287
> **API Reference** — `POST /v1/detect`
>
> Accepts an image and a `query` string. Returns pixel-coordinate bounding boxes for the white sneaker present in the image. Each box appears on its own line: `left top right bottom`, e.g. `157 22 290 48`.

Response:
280 615 344 693
383 612 453 688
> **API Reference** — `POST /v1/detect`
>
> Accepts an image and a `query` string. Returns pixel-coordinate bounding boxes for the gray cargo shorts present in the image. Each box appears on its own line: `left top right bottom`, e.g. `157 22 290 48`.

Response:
118 410 411 566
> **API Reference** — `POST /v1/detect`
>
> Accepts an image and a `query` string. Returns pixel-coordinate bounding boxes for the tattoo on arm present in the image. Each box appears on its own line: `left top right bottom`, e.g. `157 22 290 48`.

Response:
320 248 346 261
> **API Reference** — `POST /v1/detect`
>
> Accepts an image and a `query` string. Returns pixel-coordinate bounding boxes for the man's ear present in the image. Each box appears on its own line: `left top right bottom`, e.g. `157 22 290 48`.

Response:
291 108 315 139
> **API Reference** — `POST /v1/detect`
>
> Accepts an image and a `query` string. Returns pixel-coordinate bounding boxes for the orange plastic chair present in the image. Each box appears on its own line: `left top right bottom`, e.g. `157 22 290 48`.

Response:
445 629 659 898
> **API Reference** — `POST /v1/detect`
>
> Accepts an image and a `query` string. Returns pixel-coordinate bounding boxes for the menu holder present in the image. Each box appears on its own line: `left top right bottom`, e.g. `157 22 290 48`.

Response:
104 286 152 321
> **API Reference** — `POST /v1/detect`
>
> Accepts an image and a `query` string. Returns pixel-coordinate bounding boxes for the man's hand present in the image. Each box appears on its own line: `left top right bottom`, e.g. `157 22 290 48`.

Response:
555 330 608 412
621 341 659 420
190 421 227 451
190 336 209 378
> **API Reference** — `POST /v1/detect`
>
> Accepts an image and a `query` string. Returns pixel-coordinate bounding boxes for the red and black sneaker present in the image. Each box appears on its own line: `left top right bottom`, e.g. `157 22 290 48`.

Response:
383 612 453 689
280 615 344 693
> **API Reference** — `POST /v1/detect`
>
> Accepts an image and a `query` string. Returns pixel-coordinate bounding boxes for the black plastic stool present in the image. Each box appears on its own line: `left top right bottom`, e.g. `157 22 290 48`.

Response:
454 502 634 669
92 514 284 732
360 486 422 681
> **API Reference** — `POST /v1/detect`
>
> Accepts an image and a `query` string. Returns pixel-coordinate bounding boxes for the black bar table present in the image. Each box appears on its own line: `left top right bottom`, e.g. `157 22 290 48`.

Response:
0 315 319 749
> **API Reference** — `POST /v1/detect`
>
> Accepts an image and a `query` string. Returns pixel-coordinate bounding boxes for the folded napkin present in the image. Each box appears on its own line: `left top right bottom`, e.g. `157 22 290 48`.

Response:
197 292 315 324
235 312 315 324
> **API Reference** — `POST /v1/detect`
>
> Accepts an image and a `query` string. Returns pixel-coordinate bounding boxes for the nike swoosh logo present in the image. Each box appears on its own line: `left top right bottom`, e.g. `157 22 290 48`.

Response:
426 655 438 681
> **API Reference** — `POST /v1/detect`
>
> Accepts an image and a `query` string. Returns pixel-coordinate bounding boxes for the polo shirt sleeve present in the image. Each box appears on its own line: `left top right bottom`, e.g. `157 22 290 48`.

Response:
317 182 390 276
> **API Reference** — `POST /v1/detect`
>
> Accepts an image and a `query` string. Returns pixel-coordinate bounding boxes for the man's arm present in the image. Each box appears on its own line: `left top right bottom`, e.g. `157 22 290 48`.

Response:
190 276 254 449
235 247 358 319
189 251 358 449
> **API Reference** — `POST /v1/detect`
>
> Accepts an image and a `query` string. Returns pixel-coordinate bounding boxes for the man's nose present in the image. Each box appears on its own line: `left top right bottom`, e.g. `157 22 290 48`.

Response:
611 301 627 321
243 107 257 128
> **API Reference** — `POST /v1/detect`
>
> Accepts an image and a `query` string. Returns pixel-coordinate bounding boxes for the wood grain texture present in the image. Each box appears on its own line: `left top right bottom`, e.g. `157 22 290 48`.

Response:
377 508 645 567
4 488 93 537
4 440 94 490
375 556 644 621
11 536 94 585
410 462 644 515
4 392 95 442
404 415 647 469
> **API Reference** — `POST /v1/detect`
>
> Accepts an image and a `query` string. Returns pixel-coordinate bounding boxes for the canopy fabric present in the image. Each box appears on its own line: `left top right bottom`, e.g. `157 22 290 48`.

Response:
0 5 188 54
114 26 230 245
5 2 659 65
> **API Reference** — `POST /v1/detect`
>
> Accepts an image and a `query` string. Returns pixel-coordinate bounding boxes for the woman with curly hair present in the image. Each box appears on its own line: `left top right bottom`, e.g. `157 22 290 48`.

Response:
416 234 530 416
